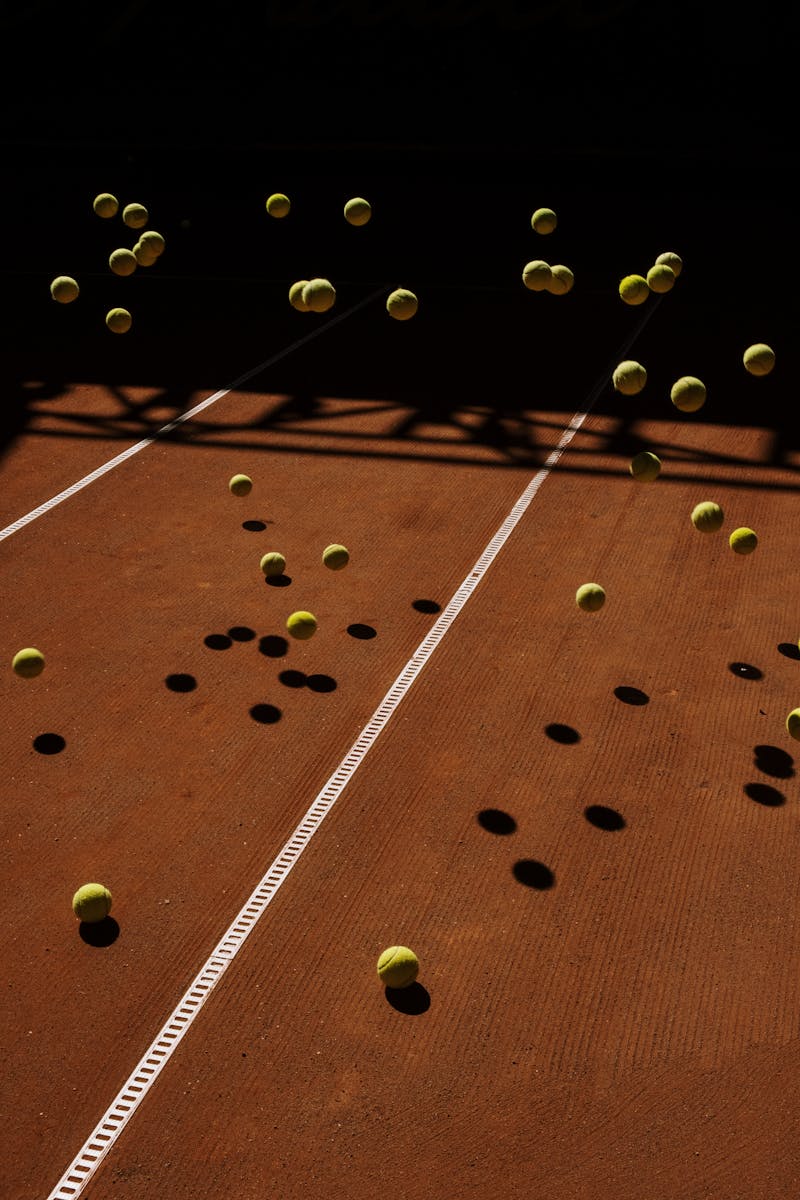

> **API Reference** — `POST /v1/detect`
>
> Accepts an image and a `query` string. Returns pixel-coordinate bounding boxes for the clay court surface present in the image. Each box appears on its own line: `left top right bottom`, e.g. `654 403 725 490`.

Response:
2 146 799 1199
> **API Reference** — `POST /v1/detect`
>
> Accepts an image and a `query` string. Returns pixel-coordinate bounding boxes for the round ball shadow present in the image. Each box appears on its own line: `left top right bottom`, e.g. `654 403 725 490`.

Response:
729 662 763 680
512 860 555 889
347 623 377 640
249 703 282 724
412 599 441 614
204 634 232 650
165 673 197 693
228 626 256 642
477 808 517 835
614 686 649 706
753 745 794 779
242 520 267 532
265 574 291 588
259 635 288 658
306 674 337 693
545 723 580 745
584 804 626 831
778 642 800 660
33 732 66 755
79 917 120 947
744 782 786 807
278 669 307 688
384 982 430 1014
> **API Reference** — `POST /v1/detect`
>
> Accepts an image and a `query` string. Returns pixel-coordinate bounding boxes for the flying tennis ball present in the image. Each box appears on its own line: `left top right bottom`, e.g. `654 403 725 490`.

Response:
260 551 286 577
787 710 800 741
344 197 372 225
522 260 552 291
322 543 349 570
72 883 112 923
377 946 419 989
576 583 605 612
743 343 775 376
289 280 311 311
133 241 158 266
266 193 291 218
629 451 661 481
109 248 137 276
619 274 650 305
105 307 132 333
386 288 418 320
671 376 706 413
729 527 758 554
546 264 574 295
122 202 148 229
531 207 557 234
646 263 675 293
139 229 165 257
93 192 119 218
229 473 253 496
655 251 682 277
302 278 336 312
12 647 45 678
691 501 724 532
612 360 647 395
286 611 317 640
50 275 79 303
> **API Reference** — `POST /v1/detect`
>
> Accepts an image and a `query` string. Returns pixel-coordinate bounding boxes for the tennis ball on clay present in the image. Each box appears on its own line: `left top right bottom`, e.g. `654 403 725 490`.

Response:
691 501 724 532
322 543 349 570
344 197 372 225
50 275 79 303
619 274 650 305
289 280 311 311
286 611 317 640
93 192 119 218
629 451 661 482
646 263 675 293
612 360 647 395
655 251 682 277
260 551 287 577
139 230 165 258
266 193 290 218
229 473 253 497
531 207 557 234
302 278 336 312
12 647 45 678
386 288 418 320
729 527 758 554
377 945 419 989
105 307 132 333
133 242 158 266
787 710 800 741
576 583 606 612
122 202 148 229
522 260 552 291
743 343 775 376
109 247 137 276
72 883 112 924
671 376 706 413
545 264 574 294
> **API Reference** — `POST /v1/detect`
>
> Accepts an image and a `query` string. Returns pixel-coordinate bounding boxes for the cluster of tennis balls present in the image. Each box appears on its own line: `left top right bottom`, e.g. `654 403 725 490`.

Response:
619 250 682 305
522 205 574 295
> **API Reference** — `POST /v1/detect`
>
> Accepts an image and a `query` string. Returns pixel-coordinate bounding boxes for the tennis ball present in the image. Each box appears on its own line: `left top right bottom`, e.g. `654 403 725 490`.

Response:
576 583 605 612
229 473 253 496
522 260 552 291
50 275 79 303
743 343 775 376
289 280 311 311
646 263 675 293
266 193 290 218
531 207 557 234
619 274 650 305
109 248 137 276
93 192 119 218
286 611 317 640
691 501 724 532
787 710 800 741
377 945 419 989
386 288 418 320
729 527 758 554
122 202 148 229
133 241 158 266
671 376 706 413
629 451 661 481
12 647 45 678
72 883 112 923
139 230 165 257
322 543 349 570
612 360 647 395
546 264 574 295
655 251 682 277
105 307 132 333
302 278 336 312
344 197 372 225
260 551 286 577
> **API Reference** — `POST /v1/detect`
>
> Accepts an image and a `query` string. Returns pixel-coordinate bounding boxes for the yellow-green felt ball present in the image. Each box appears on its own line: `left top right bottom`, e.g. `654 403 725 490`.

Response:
260 551 287 577
229 473 253 497
377 945 419 989
287 611 317 640
109 248 137 276
93 192 119 218
531 207 557 234
386 288 418 320
322 543 349 570
576 583 605 612
671 376 706 413
105 307 132 333
344 197 371 225
12 647 45 678
133 241 158 266
302 278 336 312
266 193 290 218
655 251 682 277
729 527 757 554
619 274 649 305
139 229 165 257
743 343 775 376
122 202 148 229
787 710 800 741
72 883 112 923
289 280 311 311
522 260 551 291
546 264 574 294
50 275 79 303
646 263 675 293
630 451 661 481
612 360 647 395
691 501 724 532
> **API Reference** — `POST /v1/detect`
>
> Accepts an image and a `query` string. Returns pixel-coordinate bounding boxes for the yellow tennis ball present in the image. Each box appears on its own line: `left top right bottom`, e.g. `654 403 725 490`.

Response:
322 543 349 570
729 527 758 554
12 647 45 678
260 551 286 577
691 501 724 532
344 197 371 225
787 710 800 741
545 264 574 294
50 275 79 303
522 260 551 291
289 280 311 311
133 241 158 266
576 583 605 612
386 288 418 320
655 251 682 277
122 202 148 229
266 193 291 218
377 945 419 989
302 278 336 312
72 883 112 923
619 274 650 305
93 192 119 218
229 473 253 496
646 263 675 293
743 343 775 376
531 207 557 234
629 451 661 481
139 230 165 257
286 611 317 640
671 375 706 413
612 360 647 395
109 248 137 276
105 307 132 333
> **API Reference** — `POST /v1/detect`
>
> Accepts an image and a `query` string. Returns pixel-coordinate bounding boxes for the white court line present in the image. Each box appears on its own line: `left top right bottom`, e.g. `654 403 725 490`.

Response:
46 297 662 1198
